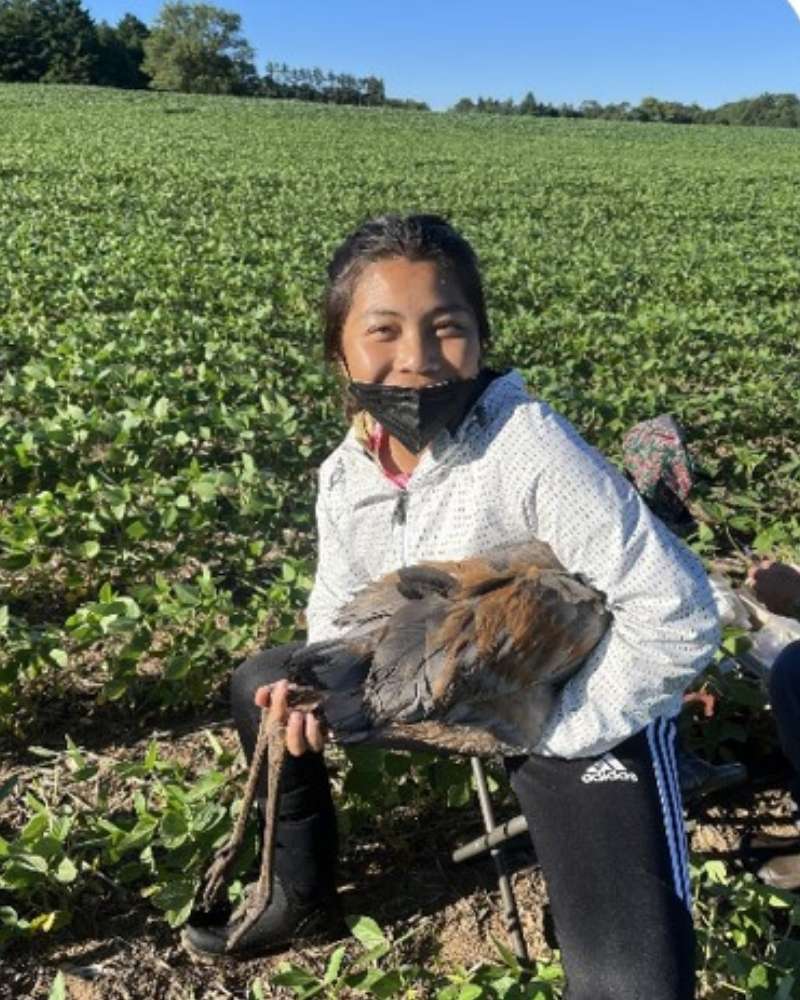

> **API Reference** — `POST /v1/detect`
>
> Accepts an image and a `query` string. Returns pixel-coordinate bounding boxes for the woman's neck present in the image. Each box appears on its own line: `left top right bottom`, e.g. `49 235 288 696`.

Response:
380 432 422 476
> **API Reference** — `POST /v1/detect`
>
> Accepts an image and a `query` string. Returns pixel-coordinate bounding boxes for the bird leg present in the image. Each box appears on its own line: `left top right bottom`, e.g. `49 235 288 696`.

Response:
197 682 322 951
226 710 288 950
200 704 275 913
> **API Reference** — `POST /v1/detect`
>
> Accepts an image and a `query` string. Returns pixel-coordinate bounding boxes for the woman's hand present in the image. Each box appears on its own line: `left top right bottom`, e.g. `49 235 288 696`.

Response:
746 559 800 618
253 679 328 756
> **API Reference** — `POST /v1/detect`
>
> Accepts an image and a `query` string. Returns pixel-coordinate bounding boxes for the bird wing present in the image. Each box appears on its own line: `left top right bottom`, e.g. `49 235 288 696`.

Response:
333 565 459 635
333 538 564 636
362 563 610 752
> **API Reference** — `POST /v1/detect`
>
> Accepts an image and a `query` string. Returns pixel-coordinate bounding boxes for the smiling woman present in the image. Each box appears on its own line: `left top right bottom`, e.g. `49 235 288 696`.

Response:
182 213 720 1000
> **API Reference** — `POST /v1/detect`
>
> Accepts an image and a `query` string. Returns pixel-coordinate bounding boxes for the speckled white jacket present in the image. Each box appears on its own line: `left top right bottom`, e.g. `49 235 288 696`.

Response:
304 368 721 759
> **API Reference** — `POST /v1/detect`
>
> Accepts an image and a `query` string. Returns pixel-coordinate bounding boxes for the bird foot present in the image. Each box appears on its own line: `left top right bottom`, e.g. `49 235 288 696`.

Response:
226 886 273 951
200 844 239 911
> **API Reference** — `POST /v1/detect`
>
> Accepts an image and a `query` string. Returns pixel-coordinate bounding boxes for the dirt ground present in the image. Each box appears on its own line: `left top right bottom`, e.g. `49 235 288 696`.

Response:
2 699 798 1000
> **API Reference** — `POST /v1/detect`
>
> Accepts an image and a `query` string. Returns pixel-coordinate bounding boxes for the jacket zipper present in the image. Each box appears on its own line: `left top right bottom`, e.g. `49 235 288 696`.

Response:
393 490 408 565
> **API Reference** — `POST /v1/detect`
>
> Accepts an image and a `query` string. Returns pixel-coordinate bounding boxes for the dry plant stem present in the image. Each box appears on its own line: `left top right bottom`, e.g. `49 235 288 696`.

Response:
200 707 273 912
226 715 287 950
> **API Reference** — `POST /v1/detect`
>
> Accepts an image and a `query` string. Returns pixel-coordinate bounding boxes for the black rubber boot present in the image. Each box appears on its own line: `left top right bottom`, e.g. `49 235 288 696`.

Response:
181 870 348 960
182 778 345 961
676 747 747 804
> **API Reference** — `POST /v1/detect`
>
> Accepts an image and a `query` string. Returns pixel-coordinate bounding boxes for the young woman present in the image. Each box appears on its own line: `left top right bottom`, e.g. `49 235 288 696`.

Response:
183 214 720 999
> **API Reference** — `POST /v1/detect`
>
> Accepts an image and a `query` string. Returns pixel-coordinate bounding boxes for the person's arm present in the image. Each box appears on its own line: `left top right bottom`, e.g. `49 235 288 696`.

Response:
519 404 721 759
304 466 364 645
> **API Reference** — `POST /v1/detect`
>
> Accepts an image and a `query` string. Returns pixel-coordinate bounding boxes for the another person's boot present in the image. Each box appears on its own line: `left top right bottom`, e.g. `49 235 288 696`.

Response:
676 747 747 804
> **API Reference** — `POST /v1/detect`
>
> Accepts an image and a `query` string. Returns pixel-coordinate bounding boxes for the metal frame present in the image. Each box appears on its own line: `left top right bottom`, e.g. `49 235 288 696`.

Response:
451 757 530 963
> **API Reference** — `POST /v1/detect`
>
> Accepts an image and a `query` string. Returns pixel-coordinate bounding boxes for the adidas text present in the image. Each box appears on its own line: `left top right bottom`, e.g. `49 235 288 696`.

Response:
581 754 639 784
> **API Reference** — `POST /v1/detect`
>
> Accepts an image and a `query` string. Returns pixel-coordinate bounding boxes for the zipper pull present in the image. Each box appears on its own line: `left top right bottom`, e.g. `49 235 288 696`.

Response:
394 491 408 525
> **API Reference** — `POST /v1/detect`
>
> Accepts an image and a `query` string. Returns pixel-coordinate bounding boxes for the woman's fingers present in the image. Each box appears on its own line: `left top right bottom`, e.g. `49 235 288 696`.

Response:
253 685 272 709
268 680 290 723
305 711 327 753
252 679 327 756
286 710 307 756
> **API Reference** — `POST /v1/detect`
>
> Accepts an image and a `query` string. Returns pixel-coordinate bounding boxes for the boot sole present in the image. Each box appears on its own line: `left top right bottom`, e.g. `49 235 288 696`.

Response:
180 916 349 963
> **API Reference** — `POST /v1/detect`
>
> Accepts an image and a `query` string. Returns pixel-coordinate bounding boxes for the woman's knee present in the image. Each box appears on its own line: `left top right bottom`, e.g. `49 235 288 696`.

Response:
230 641 305 716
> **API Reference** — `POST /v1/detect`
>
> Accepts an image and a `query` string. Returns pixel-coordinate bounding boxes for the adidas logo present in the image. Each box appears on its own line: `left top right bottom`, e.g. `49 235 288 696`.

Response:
581 753 638 784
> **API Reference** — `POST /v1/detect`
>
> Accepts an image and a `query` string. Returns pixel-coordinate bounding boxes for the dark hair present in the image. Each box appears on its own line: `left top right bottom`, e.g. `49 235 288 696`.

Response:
322 213 492 419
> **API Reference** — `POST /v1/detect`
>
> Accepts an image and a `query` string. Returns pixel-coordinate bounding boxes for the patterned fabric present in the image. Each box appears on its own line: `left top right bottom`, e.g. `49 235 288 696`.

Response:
304 369 720 759
622 415 695 528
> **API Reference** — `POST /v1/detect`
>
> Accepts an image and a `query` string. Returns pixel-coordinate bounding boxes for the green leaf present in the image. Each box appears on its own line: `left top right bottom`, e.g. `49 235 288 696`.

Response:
48 971 66 1000
347 914 389 951
457 985 483 1000
190 479 217 501
173 583 199 606
126 521 148 541
367 971 405 998
322 944 347 984
55 857 78 884
270 964 319 989
747 964 769 989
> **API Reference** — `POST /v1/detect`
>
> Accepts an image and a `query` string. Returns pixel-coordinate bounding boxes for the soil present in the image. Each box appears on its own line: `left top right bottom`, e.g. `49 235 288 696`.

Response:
2 705 798 1000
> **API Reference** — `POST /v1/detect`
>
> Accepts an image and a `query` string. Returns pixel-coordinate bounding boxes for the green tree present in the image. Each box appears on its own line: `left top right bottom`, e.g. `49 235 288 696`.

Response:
37 0 98 83
142 1 256 95
94 14 150 89
0 0 44 81
0 0 97 83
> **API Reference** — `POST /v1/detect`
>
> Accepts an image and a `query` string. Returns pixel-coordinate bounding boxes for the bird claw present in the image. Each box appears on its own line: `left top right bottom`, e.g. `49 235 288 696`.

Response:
200 845 237 910
226 886 273 951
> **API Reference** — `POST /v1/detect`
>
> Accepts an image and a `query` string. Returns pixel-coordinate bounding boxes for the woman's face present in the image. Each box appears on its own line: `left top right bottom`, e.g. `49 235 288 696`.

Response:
338 257 482 386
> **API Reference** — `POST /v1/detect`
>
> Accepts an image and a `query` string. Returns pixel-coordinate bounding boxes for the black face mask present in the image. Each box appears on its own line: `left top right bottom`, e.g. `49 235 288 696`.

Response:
346 369 493 455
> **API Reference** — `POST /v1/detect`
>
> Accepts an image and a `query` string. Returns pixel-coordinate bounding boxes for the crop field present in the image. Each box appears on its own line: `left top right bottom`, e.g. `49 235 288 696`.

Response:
1 83 800 998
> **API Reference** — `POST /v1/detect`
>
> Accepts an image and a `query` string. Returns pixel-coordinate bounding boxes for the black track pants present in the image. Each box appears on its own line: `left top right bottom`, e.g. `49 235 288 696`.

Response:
504 718 695 1000
231 643 695 999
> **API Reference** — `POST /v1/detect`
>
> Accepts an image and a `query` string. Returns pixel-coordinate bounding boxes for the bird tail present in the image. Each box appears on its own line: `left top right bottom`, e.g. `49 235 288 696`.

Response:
283 639 373 741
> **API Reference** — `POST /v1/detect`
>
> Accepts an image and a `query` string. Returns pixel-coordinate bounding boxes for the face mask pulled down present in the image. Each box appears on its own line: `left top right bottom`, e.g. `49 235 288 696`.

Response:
346 374 485 455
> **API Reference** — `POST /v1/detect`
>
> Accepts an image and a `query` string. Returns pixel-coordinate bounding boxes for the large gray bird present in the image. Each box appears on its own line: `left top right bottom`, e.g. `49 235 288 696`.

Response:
200 537 611 948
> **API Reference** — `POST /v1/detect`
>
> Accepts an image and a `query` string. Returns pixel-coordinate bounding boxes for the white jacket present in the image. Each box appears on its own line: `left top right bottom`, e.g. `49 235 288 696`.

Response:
304 368 721 758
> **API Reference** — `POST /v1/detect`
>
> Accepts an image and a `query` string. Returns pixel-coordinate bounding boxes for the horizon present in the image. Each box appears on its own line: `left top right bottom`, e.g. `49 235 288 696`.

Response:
84 1 800 113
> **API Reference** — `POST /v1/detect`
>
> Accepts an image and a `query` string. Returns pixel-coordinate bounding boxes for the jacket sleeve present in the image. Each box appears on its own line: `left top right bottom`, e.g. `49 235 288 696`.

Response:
520 404 721 759
304 466 363 645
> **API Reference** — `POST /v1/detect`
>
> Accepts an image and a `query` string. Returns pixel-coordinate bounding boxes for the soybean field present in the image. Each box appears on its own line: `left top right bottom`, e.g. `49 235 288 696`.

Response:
1 84 800 999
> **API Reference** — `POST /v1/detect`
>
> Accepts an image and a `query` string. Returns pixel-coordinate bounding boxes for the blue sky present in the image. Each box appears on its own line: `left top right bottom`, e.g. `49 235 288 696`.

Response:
87 1 800 111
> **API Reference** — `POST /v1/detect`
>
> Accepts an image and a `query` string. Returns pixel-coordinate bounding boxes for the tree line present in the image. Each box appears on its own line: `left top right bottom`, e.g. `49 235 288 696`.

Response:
451 90 800 129
0 0 426 108
1 0 797 126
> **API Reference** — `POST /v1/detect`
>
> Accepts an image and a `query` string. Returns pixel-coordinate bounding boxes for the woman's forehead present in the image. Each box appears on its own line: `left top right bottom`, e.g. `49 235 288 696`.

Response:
350 258 468 314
